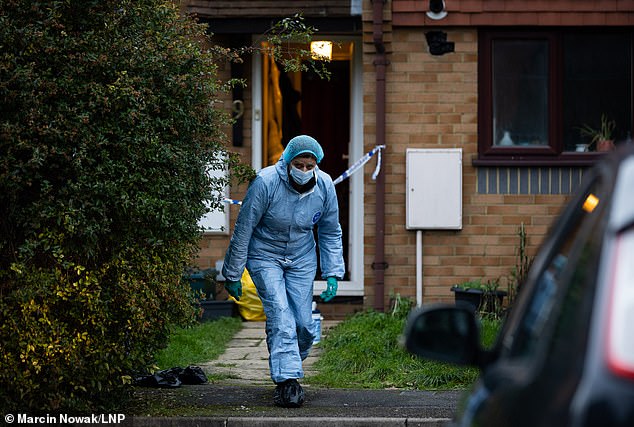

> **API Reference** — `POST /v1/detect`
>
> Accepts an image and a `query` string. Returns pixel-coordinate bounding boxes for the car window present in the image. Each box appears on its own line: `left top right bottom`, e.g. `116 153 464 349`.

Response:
546 218 602 364
504 174 608 361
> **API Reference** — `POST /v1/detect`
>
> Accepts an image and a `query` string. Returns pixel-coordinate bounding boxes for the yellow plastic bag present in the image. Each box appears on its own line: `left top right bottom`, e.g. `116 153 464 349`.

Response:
229 269 266 321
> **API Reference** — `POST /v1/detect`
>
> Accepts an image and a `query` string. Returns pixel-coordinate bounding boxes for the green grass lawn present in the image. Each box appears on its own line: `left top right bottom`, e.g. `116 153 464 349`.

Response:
154 317 243 370
308 306 501 390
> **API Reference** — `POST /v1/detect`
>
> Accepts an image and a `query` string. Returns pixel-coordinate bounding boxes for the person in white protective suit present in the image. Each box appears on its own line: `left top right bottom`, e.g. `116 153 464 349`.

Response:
222 135 345 408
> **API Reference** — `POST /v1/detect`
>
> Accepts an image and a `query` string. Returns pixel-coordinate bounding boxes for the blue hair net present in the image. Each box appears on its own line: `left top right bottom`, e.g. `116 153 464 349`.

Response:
282 135 324 164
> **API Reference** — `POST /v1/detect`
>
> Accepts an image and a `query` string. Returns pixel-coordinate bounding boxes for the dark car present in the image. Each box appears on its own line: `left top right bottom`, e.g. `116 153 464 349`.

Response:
404 145 634 427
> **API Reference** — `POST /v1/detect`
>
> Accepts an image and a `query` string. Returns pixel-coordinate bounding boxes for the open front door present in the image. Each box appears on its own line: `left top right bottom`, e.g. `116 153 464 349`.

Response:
252 38 364 296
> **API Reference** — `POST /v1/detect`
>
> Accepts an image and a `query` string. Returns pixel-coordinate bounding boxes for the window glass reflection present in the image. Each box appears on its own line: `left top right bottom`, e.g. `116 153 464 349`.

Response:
492 40 549 148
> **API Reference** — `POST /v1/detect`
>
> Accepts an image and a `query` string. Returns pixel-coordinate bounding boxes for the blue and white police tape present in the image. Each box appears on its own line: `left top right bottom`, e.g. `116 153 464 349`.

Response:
332 145 385 185
222 198 242 205
222 145 386 205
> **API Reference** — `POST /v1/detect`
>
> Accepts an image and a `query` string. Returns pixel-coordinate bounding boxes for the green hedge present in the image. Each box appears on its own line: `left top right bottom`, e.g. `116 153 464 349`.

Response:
0 0 227 412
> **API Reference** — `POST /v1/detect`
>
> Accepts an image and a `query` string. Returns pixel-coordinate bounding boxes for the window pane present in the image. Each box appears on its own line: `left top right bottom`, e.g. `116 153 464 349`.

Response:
563 33 632 152
492 40 549 148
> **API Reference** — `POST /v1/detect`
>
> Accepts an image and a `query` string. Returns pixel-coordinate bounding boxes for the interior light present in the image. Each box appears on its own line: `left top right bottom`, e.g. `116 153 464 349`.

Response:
310 41 332 60
582 193 599 213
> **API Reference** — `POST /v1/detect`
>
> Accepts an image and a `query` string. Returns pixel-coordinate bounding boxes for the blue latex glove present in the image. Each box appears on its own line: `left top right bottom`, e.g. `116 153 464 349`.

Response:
320 277 338 302
224 280 242 301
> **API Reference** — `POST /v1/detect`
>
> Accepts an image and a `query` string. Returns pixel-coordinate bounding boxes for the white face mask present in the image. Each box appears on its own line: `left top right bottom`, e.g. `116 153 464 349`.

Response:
290 165 314 185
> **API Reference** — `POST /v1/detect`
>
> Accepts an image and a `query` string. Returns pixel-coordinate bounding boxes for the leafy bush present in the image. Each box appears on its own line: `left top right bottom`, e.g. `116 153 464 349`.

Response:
0 0 228 412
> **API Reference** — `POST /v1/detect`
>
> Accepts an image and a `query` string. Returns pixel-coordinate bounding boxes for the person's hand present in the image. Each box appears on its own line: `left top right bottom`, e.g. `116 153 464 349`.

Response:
224 280 242 301
320 277 338 302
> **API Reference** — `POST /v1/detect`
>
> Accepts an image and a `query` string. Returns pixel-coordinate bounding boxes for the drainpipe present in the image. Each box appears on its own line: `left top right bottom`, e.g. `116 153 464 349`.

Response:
372 0 388 312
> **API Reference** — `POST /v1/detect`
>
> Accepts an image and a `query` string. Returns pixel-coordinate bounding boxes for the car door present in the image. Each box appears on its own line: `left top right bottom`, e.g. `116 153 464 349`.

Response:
460 168 612 427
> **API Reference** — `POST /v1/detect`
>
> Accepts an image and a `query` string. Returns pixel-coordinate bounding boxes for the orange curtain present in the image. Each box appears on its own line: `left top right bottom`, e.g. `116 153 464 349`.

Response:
262 45 285 166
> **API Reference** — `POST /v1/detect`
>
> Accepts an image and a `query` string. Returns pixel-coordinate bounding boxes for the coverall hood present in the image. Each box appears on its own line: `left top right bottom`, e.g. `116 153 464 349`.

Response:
282 135 324 164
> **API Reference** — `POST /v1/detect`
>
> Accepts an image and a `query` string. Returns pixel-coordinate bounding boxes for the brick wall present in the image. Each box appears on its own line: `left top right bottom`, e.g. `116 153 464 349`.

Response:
196 36 252 271
361 24 572 308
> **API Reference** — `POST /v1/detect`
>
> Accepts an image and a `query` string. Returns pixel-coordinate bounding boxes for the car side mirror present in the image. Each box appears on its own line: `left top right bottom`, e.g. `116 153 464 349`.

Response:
404 305 482 366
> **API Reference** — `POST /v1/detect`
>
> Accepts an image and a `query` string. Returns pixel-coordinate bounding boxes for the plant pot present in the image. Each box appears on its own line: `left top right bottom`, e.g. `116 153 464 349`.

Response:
451 287 507 314
184 268 218 300
597 139 615 152
198 300 237 321
451 287 483 312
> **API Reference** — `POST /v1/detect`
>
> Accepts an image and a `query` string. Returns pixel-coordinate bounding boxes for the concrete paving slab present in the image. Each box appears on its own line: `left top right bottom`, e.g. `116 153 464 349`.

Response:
223 338 265 348
232 329 267 339
214 348 268 360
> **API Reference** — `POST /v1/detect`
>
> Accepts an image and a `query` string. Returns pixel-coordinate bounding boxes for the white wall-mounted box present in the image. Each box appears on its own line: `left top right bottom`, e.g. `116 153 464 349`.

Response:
406 148 462 230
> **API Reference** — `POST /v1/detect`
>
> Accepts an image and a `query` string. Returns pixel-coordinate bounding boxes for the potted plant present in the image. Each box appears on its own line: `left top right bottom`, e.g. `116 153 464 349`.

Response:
183 267 237 321
577 114 616 152
451 279 507 315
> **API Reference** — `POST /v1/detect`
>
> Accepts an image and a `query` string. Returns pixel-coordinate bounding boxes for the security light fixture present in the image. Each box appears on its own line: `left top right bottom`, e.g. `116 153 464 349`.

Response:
425 31 454 56
427 0 448 20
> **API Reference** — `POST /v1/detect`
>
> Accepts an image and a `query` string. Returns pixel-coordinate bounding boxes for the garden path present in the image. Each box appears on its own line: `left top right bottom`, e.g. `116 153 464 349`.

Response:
200 320 339 385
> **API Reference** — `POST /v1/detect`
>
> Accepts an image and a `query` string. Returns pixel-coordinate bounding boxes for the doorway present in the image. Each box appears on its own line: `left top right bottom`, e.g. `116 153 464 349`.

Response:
251 39 363 295
301 60 350 280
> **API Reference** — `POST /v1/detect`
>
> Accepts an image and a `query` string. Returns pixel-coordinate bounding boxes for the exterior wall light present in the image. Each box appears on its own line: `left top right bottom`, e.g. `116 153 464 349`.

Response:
427 0 448 20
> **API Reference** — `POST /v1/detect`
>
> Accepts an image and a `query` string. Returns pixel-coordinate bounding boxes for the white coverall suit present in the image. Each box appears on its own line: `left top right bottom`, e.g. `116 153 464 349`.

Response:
222 157 345 383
